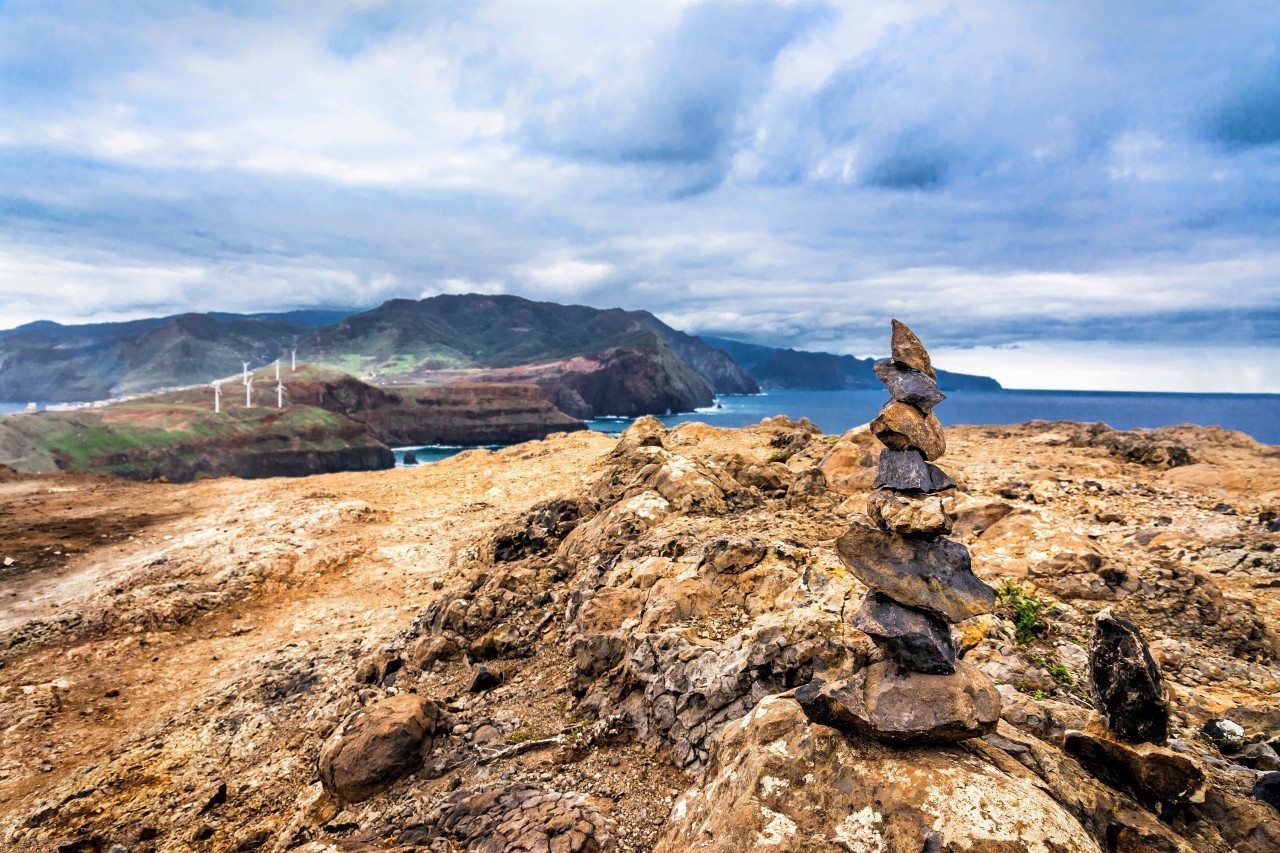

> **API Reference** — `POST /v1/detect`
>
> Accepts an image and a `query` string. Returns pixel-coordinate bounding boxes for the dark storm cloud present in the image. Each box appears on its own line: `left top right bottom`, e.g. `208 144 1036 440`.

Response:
522 0 832 194
1204 60 1280 149
0 1 1279 390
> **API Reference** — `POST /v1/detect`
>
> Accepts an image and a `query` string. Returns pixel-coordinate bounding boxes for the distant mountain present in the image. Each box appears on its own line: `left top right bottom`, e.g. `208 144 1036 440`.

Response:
307 295 757 417
700 336 1002 391
0 313 307 401
0 296 758 419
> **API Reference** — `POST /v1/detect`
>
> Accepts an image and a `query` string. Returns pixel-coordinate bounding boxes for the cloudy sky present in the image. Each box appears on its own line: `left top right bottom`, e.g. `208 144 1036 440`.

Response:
2 0 1278 391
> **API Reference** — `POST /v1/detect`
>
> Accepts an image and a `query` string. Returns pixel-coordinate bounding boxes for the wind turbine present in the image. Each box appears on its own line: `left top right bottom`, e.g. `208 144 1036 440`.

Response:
291 349 297 371
275 359 281 381
277 380 285 408
242 361 250 384
245 377 253 407
212 380 222 414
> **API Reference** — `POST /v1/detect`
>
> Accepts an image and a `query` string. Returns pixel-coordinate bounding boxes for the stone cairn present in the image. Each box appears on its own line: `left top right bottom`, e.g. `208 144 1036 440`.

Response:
799 320 1001 742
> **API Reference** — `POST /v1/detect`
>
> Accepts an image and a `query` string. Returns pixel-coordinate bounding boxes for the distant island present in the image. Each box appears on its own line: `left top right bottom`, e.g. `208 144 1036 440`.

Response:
0 294 1001 479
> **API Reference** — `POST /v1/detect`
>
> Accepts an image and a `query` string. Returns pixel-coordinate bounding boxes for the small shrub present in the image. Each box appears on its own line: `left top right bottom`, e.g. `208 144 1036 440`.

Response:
1032 654 1075 687
766 450 793 463
996 582 1049 645
506 723 541 744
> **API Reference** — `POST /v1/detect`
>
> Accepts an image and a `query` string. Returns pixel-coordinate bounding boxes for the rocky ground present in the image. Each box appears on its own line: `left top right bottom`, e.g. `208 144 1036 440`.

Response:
1 416 1279 852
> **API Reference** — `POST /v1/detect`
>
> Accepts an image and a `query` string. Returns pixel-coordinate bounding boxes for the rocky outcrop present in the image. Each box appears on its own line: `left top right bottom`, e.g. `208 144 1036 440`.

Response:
655 695 1102 852
3 408 1280 853
397 783 617 852
474 338 716 420
0 369 585 481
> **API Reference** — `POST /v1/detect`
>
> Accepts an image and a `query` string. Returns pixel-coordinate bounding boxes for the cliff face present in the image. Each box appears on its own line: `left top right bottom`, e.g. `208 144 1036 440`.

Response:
466 336 716 420
1 420 1277 851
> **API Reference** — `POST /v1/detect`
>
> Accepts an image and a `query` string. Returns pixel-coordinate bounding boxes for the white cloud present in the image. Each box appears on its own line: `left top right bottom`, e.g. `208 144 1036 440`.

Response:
519 258 616 295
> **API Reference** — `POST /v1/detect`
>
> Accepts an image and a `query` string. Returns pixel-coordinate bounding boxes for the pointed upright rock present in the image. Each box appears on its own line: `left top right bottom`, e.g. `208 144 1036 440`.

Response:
891 319 937 379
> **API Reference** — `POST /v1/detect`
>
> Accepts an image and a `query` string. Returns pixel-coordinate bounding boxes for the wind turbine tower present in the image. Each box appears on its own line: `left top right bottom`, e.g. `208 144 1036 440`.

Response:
212 380 222 414
277 381 285 408
275 359 281 381
245 377 253 407
291 349 297 371
242 361 250 384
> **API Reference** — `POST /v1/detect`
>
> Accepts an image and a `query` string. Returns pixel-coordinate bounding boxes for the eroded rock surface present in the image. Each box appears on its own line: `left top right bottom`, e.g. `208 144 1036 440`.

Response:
2 415 1279 853
656 694 1100 852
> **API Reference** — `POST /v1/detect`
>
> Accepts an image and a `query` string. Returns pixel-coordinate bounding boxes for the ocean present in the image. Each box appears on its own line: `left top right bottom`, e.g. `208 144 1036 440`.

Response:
585 389 1280 445
388 388 1279 466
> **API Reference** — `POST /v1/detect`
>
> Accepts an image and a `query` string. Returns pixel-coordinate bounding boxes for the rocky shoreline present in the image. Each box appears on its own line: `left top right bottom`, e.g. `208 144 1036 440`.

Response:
0 395 1278 850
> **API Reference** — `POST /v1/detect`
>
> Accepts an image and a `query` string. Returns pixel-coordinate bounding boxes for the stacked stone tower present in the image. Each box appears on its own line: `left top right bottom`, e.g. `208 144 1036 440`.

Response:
799 320 1001 742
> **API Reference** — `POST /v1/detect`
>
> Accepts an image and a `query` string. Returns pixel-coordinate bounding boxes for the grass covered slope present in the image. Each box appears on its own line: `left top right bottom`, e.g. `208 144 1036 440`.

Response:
0 366 584 482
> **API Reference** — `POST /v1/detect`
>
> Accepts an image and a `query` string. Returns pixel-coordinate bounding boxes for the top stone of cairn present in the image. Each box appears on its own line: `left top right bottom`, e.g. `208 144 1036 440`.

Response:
891 319 936 379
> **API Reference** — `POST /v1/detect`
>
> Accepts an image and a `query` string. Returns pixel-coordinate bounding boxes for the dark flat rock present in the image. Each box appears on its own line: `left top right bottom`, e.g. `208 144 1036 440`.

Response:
873 358 945 412
891 319 936 379
835 524 995 623
873 449 955 493
870 402 945 460
797 660 999 744
1088 608 1169 745
1256 772 1280 812
1064 731 1207 809
852 592 956 674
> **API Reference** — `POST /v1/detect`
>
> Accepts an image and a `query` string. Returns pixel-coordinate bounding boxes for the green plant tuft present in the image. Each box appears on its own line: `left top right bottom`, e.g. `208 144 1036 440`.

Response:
996 581 1049 645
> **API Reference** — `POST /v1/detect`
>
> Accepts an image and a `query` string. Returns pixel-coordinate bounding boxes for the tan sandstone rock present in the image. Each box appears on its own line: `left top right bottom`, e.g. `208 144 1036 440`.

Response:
655 693 1102 852
870 401 946 460
865 487 952 535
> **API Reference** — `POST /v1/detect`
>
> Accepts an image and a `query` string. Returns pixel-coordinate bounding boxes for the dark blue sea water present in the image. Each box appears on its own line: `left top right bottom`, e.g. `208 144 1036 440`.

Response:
587 389 1280 446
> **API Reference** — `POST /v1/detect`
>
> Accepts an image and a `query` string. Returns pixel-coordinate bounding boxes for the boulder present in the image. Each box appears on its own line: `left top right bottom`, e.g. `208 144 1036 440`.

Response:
467 663 502 692
891 318 937 379
785 467 827 504
873 449 955 492
318 694 446 802
865 488 952 536
835 523 995 623
1201 719 1245 755
1256 772 1280 812
1239 741 1280 771
656 694 1100 852
873 358 946 412
1089 608 1170 744
870 401 946 460
489 498 591 562
797 660 1000 744
850 592 957 674
1063 731 1207 810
